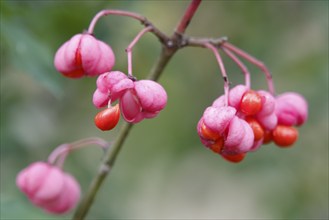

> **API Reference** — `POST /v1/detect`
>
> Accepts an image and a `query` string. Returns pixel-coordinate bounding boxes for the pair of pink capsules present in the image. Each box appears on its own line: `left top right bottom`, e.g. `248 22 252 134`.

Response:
197 84 308 163
55 33 168 126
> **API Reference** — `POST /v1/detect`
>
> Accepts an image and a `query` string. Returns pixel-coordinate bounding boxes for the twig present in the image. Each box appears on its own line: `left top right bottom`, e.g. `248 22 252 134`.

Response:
221 47 251 89
204 43 230 106
222 42 275 94
87 9 169 45
126 26 153 77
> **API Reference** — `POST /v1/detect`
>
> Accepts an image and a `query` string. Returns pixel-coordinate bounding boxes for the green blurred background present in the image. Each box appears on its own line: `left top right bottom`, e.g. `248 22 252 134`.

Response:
1 1 328 219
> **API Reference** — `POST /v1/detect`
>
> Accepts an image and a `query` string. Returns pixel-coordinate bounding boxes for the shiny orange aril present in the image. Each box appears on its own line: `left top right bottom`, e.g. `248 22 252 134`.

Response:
209 138 224 154
245 117 265 141
63 68 84 78
94 104 120 131
200 122 221 141
263 130 272 144
272 125 298 147
240 90 262 116
221 153 246 163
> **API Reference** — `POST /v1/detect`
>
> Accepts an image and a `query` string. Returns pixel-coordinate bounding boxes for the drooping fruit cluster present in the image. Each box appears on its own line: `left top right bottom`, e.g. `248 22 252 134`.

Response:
16 162 80 214
197 84 308 163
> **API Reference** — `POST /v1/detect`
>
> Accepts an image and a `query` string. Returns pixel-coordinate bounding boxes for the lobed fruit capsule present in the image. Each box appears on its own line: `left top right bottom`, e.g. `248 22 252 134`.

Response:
94 104 120 131
240 90 262 116
54 34 115 78
272 125 298 147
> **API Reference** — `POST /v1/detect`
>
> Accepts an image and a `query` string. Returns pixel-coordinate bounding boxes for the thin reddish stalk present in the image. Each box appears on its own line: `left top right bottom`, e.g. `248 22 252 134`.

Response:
126 26 153 77
87 10 145 34
205 43 229 106
222 42 275 94
48 138 110 168
222 47 251 89
175 0 202 34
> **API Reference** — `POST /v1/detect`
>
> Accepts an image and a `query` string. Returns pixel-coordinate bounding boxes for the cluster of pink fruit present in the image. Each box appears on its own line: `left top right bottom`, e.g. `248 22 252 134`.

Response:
197 84 308 163
16 7 309 216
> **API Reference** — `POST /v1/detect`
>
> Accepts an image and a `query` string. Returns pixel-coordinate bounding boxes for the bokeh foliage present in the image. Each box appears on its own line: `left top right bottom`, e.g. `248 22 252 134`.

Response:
1 1 328 219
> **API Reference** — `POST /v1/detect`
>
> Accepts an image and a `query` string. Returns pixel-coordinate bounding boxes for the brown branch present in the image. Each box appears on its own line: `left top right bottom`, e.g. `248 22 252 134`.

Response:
184 36 228 48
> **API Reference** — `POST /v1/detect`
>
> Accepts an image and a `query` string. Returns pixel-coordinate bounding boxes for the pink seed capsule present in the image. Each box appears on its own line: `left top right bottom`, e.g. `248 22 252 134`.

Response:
202 106 236 135
228 84 248 109
257 90 276 116
54 34 115 78
16 162 80 214
222 117 254 154
275 92 308 126
120 80 168 123
93 71 134 108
